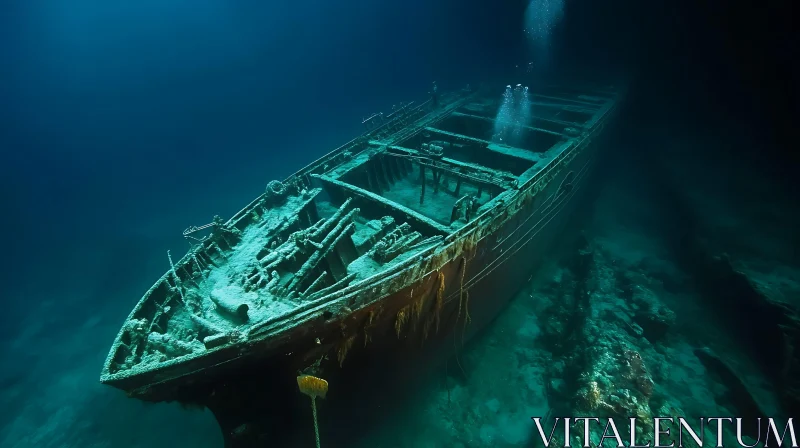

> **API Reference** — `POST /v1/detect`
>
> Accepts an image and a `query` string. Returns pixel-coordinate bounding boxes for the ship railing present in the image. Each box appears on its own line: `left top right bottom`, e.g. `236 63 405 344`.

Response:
290 88 474 183
364 99 429 137
182 222 217 243
223 96 438 228
384 101 413 120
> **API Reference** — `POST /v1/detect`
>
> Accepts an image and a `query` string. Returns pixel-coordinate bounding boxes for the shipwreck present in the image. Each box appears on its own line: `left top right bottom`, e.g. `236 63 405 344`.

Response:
100 82 621 446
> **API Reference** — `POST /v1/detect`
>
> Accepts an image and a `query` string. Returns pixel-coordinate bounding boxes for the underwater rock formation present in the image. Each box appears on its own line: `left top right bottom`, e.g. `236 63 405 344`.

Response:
631 285 676 343
682 241 800 420
650 144 800 420
539 242 672 445
537 233 779 447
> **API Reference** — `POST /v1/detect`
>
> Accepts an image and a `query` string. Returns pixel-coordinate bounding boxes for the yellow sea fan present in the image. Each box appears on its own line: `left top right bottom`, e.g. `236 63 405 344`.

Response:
297 374 328 400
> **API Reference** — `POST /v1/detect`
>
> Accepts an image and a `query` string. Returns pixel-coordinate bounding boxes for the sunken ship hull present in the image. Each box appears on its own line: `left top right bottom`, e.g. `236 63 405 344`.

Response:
100 83 620 446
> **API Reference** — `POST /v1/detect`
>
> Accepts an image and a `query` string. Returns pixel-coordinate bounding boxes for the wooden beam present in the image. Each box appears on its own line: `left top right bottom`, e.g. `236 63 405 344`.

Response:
529 102 598 115
423 126 492 145
423 127 541 162
539 84 617 98
311 174 453 235
452 111 566 137
530 93 606 108
387 145 517 182
531 115 584 127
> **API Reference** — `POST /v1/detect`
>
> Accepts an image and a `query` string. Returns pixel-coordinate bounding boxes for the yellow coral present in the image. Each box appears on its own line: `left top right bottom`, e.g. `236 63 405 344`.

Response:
297 374 327 448
297 374 328 399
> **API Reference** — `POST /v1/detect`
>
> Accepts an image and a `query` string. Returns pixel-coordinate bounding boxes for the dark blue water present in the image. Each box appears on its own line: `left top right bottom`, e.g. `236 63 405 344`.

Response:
2 0 521 320
1 0 795 447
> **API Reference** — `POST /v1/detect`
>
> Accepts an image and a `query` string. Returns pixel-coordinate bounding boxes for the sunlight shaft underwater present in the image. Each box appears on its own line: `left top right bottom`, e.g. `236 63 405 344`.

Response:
524 0 565 65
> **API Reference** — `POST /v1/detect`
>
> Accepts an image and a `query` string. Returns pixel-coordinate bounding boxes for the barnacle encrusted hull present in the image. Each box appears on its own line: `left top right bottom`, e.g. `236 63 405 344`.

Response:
100 83 620 445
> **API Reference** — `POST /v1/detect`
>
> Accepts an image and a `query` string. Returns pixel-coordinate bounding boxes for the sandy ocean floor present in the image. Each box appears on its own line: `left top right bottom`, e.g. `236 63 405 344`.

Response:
0 236 223 448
